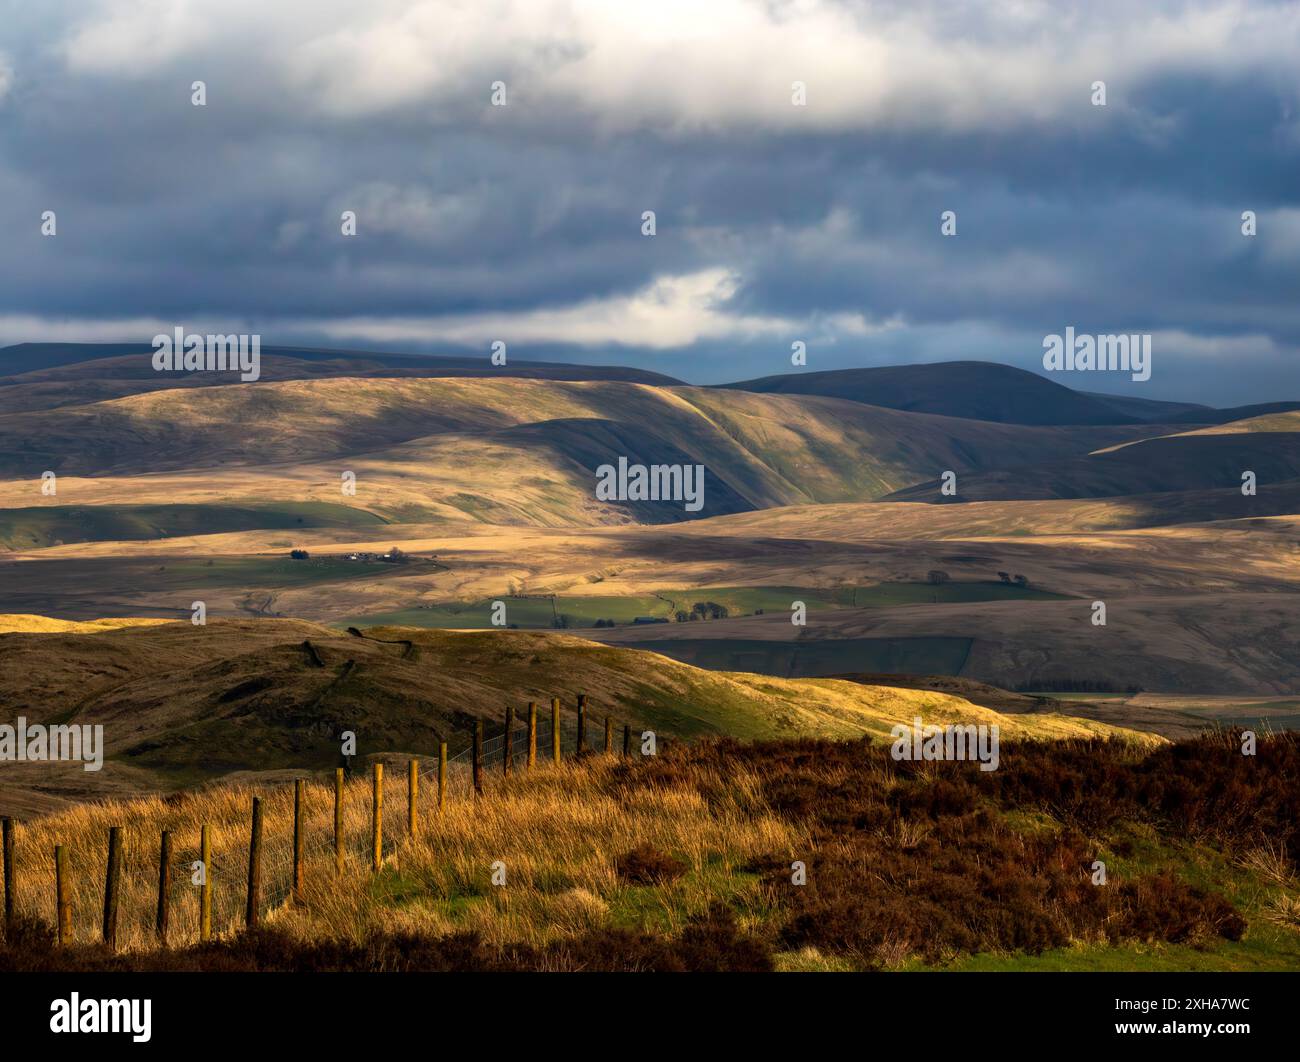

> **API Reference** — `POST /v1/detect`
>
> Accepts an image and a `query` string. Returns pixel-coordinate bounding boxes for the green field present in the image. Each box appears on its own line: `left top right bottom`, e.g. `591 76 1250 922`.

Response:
0 502 387 549
342 593 673 630
341 581 1067 632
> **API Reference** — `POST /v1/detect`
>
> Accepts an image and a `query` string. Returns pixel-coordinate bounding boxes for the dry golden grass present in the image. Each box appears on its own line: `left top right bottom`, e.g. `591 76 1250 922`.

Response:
0 614 170 634
1237 839 1295 889
7 757 805 953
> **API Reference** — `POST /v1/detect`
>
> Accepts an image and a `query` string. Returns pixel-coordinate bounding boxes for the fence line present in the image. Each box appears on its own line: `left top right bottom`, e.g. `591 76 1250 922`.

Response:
0 696 658 950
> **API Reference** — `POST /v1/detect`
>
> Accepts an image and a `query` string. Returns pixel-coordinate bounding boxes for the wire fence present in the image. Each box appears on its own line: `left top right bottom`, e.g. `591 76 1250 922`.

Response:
1 705 658 950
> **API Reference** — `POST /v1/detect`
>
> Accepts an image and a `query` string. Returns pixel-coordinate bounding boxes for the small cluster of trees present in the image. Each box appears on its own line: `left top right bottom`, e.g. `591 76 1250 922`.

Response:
673 601 730 622
928 569 1031 587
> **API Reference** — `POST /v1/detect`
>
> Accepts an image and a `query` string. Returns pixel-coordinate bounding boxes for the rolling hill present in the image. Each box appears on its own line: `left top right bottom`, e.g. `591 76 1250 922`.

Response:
0 376 1156 526
0 616 1151 817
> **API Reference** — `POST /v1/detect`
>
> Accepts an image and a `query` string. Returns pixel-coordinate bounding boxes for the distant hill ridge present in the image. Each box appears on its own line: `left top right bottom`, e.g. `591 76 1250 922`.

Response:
0 342 682 386
4 345 1287 429
718 360 1214 426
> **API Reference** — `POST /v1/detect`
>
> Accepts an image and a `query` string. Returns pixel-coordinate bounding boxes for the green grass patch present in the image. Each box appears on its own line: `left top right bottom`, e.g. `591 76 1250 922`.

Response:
0 501 386 549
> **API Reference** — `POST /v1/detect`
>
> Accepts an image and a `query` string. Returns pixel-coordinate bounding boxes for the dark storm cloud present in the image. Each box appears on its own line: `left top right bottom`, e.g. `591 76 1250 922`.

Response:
1 1 1298 405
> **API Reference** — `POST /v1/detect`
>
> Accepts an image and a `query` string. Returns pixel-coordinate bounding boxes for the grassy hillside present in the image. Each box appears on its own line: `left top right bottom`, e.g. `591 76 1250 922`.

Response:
0 617 1155 816
3 732 1295 972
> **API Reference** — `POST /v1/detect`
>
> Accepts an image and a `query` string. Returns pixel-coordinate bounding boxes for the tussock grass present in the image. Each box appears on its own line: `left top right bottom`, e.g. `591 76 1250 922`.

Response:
4 758 802 955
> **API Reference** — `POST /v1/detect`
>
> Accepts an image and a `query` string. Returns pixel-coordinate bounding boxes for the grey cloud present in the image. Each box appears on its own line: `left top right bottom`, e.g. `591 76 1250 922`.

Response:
0 1 1298 405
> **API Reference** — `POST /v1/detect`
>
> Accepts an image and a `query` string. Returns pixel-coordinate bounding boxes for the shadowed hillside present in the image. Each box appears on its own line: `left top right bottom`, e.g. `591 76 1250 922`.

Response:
886 432 1300 502
719 361 1171 425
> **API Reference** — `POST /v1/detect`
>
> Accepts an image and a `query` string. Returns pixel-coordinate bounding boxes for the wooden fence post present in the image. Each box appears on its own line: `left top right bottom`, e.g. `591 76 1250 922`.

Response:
551 698 562 764
504 705 515 777
604 715 613 754
2 817 13 928
408 759 419 840
371 764 383 872
527 702 538 768
623 724 632 758
156 830 172 945
102 826 122 950
438 742 447 812
334 768 344 876
576 693 587 754
245 797 263 928
200 824 212 942
472 721 484 796
55 845 71 946
293 780 305 903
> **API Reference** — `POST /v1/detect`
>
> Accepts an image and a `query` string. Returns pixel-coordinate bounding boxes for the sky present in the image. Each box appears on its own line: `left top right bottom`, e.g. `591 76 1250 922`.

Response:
1 0 1298 404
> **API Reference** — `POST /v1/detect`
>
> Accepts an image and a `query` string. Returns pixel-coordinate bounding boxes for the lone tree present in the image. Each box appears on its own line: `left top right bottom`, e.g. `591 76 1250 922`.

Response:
290 548 310 560
1013 573 1029 587
997 571 1011 584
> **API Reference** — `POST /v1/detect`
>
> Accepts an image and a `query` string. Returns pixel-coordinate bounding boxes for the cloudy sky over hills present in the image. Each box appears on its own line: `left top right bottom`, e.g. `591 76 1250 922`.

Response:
1 0 1298 403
